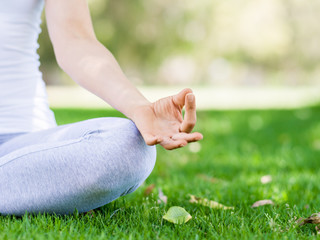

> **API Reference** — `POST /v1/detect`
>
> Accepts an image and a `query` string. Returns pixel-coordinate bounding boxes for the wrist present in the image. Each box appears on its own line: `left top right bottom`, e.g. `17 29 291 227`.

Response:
126 100 152 122
129 101 153 123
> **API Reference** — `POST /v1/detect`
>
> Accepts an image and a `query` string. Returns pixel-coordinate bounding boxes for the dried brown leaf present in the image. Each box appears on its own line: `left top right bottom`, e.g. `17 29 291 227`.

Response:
296 217 305 226
144 184 155 196
297 213 320 226
157 188 168 204
251 200 274 208
189 195 234 210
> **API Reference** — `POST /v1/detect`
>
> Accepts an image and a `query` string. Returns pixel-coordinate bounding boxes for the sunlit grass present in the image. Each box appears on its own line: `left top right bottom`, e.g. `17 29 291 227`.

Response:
1 107 320 239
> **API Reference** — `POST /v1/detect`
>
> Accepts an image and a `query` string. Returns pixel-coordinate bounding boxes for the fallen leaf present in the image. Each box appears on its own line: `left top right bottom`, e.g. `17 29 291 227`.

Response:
296 217 305 226
163 206 192 224
144 184 155 196
297 212 320 226
157 188 167 204
189 195 234 210
260 175 272 184
196 174 220 183
251 200 274 208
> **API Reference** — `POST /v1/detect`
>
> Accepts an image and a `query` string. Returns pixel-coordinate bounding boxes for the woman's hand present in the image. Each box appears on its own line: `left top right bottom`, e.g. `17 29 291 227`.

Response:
45 1 202 144
132 88 203 150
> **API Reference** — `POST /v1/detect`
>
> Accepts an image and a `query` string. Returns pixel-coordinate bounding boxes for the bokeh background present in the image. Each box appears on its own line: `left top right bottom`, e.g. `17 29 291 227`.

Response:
3 1 320 238
38 0 320 88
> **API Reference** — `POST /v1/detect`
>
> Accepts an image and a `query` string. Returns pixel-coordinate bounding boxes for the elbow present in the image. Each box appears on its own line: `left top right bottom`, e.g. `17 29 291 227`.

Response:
55 54 67 71
52 42 71 71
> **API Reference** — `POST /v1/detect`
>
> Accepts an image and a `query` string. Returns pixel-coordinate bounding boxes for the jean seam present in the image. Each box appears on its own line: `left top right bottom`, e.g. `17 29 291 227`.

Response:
85 129 101 141
0 135 89 168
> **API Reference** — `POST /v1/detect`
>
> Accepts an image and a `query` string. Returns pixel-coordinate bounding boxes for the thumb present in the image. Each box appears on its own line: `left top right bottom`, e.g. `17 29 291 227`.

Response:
141 132 162 146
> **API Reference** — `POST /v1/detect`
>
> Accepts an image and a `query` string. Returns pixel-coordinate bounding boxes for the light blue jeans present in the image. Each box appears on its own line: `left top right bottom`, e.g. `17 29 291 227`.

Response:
0 118 156 216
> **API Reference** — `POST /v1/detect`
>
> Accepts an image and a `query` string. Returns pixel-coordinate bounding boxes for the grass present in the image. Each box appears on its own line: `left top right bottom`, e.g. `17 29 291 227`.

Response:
1 106 320 239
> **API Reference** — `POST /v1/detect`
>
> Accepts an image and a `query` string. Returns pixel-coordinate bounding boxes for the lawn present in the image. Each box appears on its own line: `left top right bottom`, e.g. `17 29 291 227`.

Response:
1 107 320 239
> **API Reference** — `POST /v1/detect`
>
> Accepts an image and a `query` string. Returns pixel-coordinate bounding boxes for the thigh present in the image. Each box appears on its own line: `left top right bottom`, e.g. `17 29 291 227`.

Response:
0 117 126 158
0 133 26 146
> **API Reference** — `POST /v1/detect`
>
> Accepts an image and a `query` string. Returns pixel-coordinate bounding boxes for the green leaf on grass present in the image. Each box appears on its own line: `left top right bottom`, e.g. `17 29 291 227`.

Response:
189 194 234 210
163 206 192 224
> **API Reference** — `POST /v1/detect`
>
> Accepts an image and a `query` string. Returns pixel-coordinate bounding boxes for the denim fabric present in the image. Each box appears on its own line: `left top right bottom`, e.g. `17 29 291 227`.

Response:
0 133 27 146
0 118 156 216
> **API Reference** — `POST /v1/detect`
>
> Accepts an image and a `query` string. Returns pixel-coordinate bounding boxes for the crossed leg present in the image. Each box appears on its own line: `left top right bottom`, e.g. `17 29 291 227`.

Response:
0 118 156 216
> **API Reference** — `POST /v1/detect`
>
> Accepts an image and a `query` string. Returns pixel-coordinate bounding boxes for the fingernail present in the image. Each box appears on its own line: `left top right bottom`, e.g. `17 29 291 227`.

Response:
187 94 194 102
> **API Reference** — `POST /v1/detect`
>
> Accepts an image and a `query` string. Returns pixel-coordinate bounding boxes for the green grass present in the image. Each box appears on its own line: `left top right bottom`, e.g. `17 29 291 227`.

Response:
1 107 320 239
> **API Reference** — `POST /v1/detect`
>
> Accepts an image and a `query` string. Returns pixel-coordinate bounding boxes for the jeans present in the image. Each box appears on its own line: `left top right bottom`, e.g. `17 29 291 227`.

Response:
0 118 156 216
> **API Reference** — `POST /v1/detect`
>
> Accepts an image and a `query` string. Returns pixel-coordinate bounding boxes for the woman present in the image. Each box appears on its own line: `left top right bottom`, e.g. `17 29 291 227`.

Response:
0 0 203 216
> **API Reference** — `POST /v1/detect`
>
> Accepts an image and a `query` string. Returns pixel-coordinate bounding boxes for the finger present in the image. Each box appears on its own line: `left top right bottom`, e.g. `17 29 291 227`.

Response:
159 138 188 150
180 93 197 133
143 133 163 146
171 132 203 142
172 88 193 109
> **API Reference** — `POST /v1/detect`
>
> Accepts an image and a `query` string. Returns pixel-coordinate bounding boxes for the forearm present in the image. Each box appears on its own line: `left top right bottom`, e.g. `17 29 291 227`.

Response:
55 38 150 119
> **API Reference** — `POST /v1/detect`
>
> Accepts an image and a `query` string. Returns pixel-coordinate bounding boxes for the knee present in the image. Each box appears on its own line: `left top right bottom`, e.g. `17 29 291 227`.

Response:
88 118 156 192
112 118 157 185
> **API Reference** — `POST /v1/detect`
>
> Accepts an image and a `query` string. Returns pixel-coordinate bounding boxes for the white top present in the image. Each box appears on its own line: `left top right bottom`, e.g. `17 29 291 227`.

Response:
0 0 57 134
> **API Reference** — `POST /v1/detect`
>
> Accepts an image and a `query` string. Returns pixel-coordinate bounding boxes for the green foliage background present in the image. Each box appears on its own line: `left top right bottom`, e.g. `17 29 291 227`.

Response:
38 0 320 86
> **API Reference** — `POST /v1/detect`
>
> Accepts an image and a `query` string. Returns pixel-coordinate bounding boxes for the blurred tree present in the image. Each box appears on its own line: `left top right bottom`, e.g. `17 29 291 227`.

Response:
38 0 320 86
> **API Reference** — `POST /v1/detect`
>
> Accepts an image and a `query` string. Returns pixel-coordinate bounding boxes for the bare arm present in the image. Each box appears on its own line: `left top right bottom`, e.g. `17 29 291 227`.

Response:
45 0 203 150
45 0 149 119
